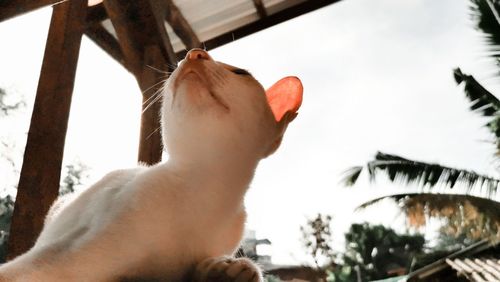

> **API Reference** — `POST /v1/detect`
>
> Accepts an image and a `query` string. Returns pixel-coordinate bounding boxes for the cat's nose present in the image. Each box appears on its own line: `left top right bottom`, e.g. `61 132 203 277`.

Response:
186 49 211 61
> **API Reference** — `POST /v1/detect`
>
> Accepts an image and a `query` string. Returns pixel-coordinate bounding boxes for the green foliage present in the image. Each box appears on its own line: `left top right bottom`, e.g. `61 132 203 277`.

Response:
300 218 428 282
264 275 283 282
330 223 425 282
0 196 14 263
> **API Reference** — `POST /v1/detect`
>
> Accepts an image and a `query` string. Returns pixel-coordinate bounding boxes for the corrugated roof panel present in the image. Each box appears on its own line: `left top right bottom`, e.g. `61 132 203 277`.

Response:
169 0 258 51
168 0 308 52
100 0 311 53
446 257 500 282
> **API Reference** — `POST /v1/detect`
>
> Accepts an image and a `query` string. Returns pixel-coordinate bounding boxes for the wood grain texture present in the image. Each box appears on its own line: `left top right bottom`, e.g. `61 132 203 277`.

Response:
7 0 87 259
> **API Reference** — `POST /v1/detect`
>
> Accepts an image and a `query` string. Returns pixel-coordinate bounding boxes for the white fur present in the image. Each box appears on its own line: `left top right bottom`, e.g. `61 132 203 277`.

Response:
0 50 290 282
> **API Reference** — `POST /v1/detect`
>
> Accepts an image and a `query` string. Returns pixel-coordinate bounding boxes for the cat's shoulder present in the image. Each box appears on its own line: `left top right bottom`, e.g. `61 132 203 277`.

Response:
100 166 148 183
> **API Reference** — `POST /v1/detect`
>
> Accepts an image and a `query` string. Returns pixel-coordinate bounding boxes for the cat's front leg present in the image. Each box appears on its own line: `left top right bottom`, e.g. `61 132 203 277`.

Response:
193 256 262 282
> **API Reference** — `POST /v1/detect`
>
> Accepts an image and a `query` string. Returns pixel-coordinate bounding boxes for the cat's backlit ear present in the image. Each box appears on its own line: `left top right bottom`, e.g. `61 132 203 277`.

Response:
265 76 303 122
266 76 304 122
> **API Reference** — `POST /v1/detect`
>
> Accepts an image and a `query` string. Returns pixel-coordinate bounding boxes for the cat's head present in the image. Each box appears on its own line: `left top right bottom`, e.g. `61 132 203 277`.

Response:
162 49 302 165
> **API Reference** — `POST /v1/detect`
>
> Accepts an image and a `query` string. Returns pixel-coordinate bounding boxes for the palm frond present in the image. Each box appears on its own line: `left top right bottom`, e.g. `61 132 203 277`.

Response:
471 0 500 67
341 166 363 186
453 68 500 118
453 68 500 139
343 152 500 195
462 1 500 139
356 192 500 240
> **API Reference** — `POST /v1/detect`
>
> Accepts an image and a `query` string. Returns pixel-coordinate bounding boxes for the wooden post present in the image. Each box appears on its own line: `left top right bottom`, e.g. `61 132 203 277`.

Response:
137 46 167 164
7 0 87 259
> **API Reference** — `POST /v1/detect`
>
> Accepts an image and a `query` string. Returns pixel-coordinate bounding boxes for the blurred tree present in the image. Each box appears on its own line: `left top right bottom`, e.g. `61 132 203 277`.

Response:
59 161 89 196
327 223 425 282
301 223 425 281
264 275 283 282
0 87 26 182
342 0 500 244
301 214 336 270
300 218 429 282
356 193 500 241
0 196 14 262
0 88 25 117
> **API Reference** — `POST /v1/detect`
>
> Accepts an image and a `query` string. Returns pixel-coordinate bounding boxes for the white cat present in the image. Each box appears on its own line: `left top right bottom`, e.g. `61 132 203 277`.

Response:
0 49 303 282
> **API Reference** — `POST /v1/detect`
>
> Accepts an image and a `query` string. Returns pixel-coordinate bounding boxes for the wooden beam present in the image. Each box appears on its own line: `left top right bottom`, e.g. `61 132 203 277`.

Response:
86 1 201 51
252 0 268 19
149 0 178 66
0 0 68 23
86 2 107 23
164 0 202 49
8 0 86 259
138 0 177 164
103 0 177 75
104 0 177 165
85 23 130 72
103 0 145 74
176 0 341 60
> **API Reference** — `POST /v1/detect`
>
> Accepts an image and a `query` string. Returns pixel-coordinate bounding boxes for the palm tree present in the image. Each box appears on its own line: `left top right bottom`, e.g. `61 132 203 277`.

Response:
343 0 500 241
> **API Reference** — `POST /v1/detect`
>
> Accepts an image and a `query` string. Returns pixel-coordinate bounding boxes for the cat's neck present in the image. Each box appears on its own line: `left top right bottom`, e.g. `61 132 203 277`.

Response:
164 153 259 203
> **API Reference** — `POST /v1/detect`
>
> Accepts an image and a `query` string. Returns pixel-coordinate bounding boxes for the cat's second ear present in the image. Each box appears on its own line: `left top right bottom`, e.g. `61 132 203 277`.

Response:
265 76 303 122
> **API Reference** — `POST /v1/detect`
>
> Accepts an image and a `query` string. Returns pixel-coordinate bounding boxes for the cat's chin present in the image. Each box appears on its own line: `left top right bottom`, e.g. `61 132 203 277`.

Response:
182 71 200 80
176 71 208 94
175 73 229 111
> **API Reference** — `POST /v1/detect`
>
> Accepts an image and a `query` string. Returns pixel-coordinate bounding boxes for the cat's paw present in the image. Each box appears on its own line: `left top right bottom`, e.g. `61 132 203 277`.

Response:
193 256 262 282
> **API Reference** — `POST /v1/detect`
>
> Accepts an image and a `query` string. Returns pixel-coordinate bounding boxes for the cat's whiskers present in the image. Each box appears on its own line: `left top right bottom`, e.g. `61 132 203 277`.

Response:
142 82 167 113
143 90 165 113
146 125 162 140
146 64 175 75
142 92 163 113
146 90 164 112
141 76 169 93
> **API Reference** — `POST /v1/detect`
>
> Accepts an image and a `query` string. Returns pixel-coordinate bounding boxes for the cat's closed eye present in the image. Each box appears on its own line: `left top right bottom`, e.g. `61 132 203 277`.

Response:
231 68 252 76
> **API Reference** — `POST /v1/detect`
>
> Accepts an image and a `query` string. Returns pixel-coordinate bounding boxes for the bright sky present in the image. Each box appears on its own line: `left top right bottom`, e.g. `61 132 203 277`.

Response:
1 0 499 266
